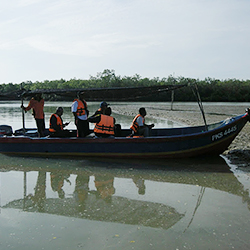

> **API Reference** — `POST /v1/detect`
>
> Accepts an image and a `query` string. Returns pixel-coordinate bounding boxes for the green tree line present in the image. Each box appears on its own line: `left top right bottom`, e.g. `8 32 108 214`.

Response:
1 69 250 102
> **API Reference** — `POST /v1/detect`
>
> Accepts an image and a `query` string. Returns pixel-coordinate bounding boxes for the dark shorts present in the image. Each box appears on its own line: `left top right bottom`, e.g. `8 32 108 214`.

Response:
76 119 90 137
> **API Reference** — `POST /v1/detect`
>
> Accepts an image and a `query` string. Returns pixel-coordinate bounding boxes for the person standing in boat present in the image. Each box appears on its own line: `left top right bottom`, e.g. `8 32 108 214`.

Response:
71 91 90 137
88 107 115 138
130 107 154 137
21 93 45 137
49 107 72 137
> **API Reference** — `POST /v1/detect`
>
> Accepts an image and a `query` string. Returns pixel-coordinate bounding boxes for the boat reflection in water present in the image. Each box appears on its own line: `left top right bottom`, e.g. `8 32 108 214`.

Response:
1 155 250 249
3 164 184 230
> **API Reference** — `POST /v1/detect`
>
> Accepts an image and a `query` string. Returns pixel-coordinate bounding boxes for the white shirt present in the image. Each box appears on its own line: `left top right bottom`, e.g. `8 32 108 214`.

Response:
71 100 88 120
136 116 144 126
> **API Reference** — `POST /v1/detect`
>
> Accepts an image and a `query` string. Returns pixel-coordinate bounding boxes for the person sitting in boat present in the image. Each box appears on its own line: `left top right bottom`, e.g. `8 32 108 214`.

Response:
21 93 45 137
49 107 72 137
71 91 90 137
89 102 121 137
130 107 154 137
88 107 115 138
90 101 109 117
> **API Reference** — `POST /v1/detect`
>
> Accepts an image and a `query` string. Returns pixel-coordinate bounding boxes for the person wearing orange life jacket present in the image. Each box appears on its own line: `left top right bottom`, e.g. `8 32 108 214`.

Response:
49 107 72 137
90 101 109 118
71 91 90 137
88 107 115 138
130 107 154 137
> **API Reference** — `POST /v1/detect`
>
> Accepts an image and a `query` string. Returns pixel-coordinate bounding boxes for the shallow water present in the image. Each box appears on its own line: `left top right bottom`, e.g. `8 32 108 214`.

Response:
0 101 250 249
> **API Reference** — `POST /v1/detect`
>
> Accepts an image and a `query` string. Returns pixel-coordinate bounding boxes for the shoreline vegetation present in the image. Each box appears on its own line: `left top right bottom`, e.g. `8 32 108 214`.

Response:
1 69 250 102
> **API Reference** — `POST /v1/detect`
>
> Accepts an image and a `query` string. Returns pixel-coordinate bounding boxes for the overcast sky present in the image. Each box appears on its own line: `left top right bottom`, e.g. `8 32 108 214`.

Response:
0 0 249 84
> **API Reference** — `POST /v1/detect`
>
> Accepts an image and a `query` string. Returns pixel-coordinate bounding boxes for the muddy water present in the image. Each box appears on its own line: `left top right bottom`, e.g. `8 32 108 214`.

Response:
0 101 250 249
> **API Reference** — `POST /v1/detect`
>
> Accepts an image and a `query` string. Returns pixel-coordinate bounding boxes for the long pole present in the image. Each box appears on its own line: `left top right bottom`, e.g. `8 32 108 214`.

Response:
171 90 174 110
21 83 25 132
191 82 208 131
170 77 176 111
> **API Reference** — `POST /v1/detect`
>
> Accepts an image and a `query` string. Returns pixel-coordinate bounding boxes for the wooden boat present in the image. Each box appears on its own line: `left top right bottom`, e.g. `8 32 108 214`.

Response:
0 84 249 159
0 109 249 158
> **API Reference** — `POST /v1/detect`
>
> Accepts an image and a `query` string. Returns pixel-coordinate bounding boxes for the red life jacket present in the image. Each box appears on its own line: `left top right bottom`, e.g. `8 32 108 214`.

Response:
130 114 144 133
74 99 87 116
49 114 63 132
94 115 115 135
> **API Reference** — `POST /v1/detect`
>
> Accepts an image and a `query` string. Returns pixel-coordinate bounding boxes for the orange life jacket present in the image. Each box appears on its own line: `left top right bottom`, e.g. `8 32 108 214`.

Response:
74 99 87 116
95 179 115 199
94 115 114 135
49 114 63 132
130 114 144 133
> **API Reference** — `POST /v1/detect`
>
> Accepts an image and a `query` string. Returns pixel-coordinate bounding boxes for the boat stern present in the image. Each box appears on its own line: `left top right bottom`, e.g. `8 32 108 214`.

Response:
246 108 250 121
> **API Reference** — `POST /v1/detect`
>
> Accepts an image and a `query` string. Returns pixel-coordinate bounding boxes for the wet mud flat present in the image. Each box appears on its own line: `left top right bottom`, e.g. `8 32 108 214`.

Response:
112 102 250 169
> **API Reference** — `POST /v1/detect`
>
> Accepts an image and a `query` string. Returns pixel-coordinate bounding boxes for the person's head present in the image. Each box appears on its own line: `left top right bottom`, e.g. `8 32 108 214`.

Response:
56 107 63 116
105 107 112 116
78 91 85 100
34 93 42 101
100 101 109 110
139 107 146 117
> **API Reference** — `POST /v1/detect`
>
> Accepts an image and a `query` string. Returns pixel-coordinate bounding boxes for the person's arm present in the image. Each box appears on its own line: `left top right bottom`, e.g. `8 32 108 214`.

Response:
144 118 154 129
72 112 78 125
83 100 89 117
137 116 145 129
71 101 78 125
89 110 99 118
88 115 101 123
146 123 155 129
21 99 34 111
63 121 70 128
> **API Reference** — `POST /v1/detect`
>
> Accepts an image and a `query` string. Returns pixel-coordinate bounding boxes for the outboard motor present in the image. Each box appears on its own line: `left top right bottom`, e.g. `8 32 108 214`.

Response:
0 125 13 136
